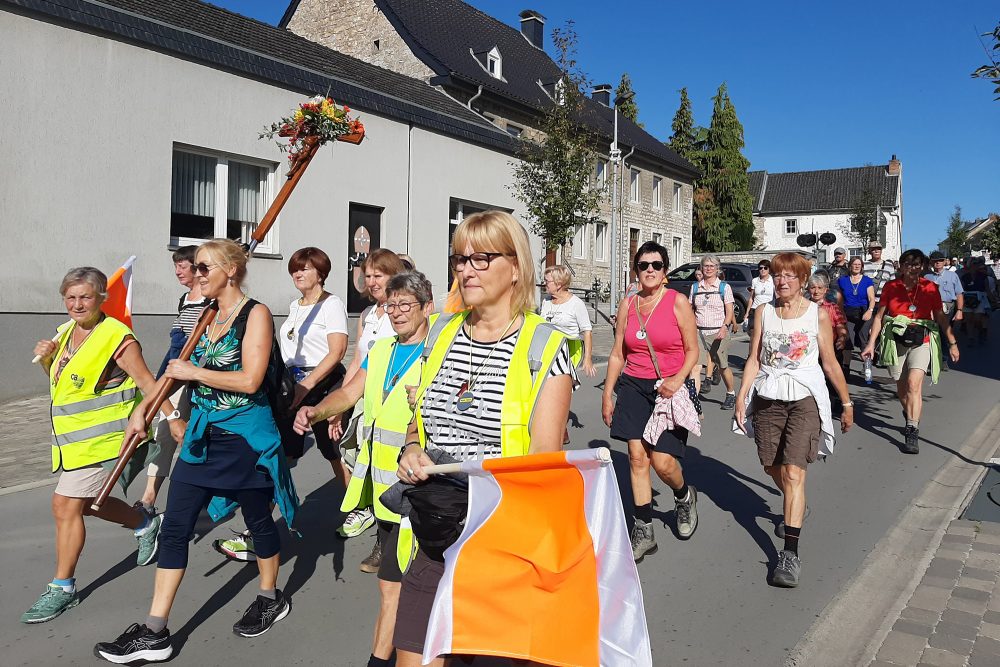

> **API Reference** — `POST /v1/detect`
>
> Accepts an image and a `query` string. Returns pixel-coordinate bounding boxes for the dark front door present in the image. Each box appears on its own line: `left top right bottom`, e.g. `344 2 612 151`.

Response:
347 203 383 314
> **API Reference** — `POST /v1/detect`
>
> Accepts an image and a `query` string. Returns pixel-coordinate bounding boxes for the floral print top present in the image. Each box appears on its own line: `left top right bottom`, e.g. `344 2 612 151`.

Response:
191 300 268 412
758 301 820 401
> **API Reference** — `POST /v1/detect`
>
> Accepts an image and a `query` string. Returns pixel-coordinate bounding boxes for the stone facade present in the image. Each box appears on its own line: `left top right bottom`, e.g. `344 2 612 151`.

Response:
285 0 434 80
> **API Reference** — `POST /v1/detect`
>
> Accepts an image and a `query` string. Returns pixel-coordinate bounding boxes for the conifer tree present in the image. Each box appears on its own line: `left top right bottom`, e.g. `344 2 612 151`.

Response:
667 87 698 166
615 73 640 125
700 83 754 250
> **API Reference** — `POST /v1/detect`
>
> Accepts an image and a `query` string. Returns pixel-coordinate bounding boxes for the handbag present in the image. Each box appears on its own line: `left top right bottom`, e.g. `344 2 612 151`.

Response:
894 323 928 348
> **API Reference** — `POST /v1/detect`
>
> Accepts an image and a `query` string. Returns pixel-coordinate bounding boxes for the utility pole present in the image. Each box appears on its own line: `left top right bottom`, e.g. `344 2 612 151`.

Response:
609 89 634 312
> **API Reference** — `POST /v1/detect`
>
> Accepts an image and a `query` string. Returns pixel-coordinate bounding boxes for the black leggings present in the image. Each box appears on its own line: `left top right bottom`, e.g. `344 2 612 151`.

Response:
157 480 280 569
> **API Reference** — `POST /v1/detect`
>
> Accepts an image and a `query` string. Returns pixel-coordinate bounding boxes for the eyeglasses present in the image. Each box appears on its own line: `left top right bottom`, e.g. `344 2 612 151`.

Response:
193 262 221 276
449 252 510 271
637 261 664 271
774 273 800 282
384 300 422 314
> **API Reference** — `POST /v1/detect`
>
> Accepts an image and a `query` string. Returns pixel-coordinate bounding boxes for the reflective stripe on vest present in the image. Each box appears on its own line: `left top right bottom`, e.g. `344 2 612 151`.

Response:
49 318 142 472
340 336 421 522
415 311 567 459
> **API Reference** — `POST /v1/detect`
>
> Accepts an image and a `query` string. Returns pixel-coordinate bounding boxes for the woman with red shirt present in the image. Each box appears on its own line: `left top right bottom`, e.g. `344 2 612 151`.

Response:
863 249 959 454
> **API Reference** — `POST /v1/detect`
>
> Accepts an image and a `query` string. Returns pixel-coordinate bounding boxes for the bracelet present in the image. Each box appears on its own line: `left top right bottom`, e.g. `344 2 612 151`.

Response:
398 442 421 463
842 401 854 408
948 341 958 347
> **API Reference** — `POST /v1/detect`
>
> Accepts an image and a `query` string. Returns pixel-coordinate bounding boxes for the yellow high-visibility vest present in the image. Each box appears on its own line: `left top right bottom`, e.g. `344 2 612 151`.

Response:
49 317 142 472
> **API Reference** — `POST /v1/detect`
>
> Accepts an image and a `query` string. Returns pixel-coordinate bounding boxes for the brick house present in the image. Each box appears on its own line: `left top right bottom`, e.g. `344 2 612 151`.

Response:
282 0 699 294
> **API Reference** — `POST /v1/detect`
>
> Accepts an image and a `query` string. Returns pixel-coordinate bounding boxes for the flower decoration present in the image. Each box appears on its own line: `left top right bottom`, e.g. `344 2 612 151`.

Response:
260 95 365 165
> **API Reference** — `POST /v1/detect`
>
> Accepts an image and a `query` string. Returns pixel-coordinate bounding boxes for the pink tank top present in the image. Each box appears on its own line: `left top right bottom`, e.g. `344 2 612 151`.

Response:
622 290 685 379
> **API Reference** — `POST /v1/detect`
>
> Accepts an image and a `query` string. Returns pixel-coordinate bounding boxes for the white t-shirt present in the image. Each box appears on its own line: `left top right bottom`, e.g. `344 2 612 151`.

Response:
278 294 349 367
540 294 592 338
357 304 396 361
750 277 775 308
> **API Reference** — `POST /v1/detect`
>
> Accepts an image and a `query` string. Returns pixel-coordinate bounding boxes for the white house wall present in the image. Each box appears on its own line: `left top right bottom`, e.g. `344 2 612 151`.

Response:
0 10 526 401
760 211 902 260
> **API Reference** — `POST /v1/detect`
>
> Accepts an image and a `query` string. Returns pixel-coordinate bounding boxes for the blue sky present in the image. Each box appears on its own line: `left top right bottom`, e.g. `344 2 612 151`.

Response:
218 0 997 251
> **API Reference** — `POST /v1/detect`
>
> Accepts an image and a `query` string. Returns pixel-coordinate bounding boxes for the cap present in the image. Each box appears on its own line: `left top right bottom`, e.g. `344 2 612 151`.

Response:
868 240 883 249
834 247 847 255
929 251 945 260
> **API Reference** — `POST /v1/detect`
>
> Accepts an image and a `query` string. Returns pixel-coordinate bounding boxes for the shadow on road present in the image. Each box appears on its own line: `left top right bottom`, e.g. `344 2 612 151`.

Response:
77 552 138 604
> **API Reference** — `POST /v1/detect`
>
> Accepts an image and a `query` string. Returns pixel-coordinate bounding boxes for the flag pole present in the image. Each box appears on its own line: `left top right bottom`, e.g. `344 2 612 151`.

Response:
91 130 362 511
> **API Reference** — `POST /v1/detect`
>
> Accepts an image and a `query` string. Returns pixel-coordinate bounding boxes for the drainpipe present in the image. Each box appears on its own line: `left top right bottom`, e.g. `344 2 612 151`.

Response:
618 145 636 297
467 85 484 111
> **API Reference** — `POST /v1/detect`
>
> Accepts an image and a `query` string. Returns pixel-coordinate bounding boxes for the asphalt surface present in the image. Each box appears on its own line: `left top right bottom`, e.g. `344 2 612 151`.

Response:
1 331 998 666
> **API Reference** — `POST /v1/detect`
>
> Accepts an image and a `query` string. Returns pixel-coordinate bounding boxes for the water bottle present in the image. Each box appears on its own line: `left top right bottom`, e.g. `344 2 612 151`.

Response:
864 358 873 385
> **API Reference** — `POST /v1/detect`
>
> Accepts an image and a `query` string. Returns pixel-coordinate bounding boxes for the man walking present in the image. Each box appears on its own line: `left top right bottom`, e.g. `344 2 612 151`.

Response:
925 251 964 368
864 241 895 300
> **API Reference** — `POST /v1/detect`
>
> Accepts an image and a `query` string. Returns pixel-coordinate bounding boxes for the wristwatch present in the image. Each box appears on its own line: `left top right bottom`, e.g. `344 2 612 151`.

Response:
165 409 181 421
948 341 958 347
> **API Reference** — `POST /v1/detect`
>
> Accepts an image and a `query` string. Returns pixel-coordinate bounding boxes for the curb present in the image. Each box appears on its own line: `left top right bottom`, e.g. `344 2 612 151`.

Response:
786 402 1000 667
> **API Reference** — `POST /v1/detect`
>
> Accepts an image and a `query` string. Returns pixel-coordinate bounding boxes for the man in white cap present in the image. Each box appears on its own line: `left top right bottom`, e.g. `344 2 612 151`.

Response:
864 241 895 300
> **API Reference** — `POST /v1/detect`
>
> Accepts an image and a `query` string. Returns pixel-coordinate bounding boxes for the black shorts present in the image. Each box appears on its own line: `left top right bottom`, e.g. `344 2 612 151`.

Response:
393 550 445 654
610 374 688 458
276 409 339 461
377 520 403 583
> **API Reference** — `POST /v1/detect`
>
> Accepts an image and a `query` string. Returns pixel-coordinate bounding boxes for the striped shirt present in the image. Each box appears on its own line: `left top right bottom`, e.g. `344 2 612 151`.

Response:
172 293 207 336
421 326 575 461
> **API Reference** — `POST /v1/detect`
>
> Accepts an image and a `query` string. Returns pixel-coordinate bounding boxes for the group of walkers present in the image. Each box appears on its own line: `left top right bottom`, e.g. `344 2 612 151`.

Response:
24 207 992 663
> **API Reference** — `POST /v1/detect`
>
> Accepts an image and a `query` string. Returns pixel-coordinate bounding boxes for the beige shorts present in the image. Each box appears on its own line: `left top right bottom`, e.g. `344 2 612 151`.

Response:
697 328 732 369
888 341 931 381
55 464 110 498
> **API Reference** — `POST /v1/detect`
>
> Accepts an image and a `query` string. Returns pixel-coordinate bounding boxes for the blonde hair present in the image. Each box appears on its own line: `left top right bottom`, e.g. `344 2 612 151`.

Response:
60 267 107 299
197 239 248 286
543 265 572 290
452 210 536 315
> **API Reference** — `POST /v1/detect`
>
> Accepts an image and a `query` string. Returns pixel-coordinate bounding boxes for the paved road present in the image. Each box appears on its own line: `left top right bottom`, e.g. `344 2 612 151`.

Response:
1 327 997 666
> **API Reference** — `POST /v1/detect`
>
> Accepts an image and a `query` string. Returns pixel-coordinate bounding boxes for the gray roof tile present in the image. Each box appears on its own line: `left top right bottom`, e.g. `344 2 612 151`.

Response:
755 166 899 215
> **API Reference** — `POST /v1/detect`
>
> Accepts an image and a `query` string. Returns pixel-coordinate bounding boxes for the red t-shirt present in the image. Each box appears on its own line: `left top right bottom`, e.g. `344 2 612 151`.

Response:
879 278 942 320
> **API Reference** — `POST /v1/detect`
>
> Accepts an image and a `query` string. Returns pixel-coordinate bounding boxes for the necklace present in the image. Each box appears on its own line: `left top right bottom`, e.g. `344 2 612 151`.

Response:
849 274 863 297
382 338 424 402
455 315 520 412
634 288 665 340
776 298 806 334
286 293 324 340
903 279 920 313
210 294 247 340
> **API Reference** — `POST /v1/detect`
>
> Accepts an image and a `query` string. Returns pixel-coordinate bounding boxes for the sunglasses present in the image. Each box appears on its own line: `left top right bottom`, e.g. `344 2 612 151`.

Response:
192 262 221 276
637 261 664 271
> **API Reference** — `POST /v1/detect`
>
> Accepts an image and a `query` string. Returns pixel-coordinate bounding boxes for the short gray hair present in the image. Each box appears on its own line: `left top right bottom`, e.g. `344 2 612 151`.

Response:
700 254 721 269
386 270 433 305
807 272 830 288
59 267 107 298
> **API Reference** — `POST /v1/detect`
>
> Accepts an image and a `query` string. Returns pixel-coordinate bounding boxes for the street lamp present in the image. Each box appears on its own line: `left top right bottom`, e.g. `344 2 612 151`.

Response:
609 89 634 311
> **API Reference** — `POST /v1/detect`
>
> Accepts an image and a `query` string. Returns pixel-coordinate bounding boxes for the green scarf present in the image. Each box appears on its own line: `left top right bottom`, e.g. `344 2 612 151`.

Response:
876 314 941 384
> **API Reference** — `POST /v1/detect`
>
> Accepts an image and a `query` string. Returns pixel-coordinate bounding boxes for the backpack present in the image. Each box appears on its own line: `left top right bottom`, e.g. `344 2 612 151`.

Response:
690 281 727 310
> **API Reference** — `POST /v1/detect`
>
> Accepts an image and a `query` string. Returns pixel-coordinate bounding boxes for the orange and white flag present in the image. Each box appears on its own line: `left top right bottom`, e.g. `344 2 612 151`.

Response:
423 448 652 667
101 256 136 328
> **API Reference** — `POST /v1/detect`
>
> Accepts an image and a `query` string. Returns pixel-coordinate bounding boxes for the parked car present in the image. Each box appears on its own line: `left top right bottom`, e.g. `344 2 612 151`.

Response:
666 262 759 324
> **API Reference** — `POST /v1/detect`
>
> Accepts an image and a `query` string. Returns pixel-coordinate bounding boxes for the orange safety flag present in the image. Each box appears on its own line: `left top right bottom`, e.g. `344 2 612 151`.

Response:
423 448 652 666
100 256 136 328
443 278 465 314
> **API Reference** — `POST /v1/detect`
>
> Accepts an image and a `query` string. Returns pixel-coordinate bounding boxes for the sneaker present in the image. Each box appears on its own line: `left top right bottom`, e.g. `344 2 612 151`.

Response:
699 381 711 397
94 623 172 664
233 590 290 638
902 426 920 454
675 486 699 539
20 584 79 624
135 513 163 567
214 530 257 562
338 507 375 538
776 506 811 539
359 535 383 574
630 519 657 563
721 393 736 410
711 367 721 385
772 550 801 588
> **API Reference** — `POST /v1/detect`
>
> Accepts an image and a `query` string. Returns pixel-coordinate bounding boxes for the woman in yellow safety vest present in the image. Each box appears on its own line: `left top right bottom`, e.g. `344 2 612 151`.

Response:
293 271 433 667
23 267 184 625
393 211 577 667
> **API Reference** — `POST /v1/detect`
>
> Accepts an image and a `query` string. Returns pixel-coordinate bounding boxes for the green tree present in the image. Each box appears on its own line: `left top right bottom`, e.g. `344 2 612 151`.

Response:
667 87 698 166
699 83 754 250
979 216 1000 257
848 189 883 248
510 23 603 251
941 205 969 257
972 22 1000 100
615 73 641 125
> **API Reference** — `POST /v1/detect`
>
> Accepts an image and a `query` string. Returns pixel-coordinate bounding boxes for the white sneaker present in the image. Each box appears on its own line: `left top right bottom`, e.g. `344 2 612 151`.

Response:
337 508 375 538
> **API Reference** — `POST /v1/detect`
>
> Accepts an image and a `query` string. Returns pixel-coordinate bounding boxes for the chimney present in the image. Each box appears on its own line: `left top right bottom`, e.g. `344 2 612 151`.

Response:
592 84 611 107
519 10 545 49
887 154 901 176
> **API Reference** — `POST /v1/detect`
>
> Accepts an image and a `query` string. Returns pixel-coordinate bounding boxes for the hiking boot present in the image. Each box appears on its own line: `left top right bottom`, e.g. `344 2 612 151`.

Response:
214 530 257 562
135 513 163 566
675 486 699 540
338 507 375 538
721 393 737 410
711 367 721 385
21 584 79 624
94 623 173 664
902 426 920 454
772 550 801 588
359 535 383 574
776 506 811 539
233 590 290 638
630 519 657 563
699 381 711 397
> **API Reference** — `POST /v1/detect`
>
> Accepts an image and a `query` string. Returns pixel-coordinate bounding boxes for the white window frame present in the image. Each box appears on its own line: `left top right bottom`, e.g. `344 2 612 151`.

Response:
652 176 662 209
849 247 863 259
629 168 640 203
784 218 798 236
595 159 607 188
672 182 682 213
652 232 662 245
594 222 608 261
486 47 502 79
572 224 588 259
170 145 278 253
671 236 683 268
